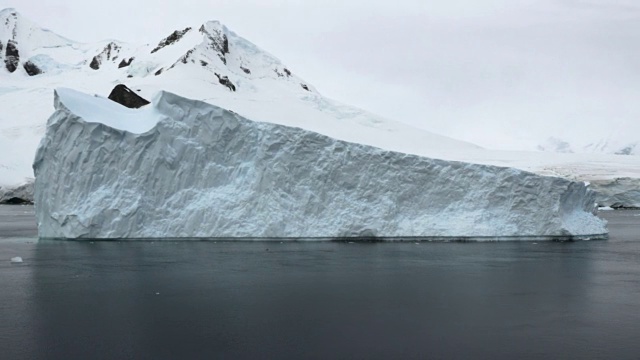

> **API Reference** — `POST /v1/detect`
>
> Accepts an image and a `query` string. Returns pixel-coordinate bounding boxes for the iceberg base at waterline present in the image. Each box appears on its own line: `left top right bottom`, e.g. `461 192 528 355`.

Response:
33 88 607 240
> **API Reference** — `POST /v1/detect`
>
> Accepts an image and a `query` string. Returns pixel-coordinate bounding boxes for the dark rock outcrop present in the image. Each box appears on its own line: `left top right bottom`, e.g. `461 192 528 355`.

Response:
155 68 163 76
199 25 229 64
223 35 229 54
614 144 637 155
301 84 310 91
23 61 42 76
118 57 134 68
2 197 31 205
89 42 121 70
103 42 120 60
200 60 208 66
107 84 150 108
240 66 251 74
284 68 291 76
178 49 194 64
151 27 192 53
215 73 236 91
0 40 3 54
89 56 100 70
4 40 19 73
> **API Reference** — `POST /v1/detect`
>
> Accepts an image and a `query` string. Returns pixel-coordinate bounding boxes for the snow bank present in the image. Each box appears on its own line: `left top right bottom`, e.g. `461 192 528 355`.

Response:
33 89 607 240
54 88 161 133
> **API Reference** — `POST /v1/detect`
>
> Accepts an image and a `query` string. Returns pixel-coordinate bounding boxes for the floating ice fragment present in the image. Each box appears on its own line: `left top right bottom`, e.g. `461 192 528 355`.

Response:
598 206 614 211
10 257 23 263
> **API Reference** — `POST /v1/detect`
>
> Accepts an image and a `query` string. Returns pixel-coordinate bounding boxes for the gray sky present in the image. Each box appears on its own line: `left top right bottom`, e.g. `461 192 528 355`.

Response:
2 0 640 149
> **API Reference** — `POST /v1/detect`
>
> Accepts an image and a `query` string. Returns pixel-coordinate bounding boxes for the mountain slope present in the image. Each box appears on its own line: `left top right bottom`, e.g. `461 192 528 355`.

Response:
0 8 482 187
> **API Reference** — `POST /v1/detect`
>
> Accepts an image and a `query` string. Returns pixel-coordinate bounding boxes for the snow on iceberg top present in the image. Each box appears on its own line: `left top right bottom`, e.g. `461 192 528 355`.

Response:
54 88 161 134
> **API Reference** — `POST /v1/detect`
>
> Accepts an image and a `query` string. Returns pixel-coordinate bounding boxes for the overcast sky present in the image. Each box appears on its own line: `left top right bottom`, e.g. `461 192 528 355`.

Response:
2 0 639 149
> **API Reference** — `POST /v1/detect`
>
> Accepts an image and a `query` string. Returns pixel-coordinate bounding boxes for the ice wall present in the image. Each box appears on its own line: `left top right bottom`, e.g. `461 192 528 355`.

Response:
33 89 608 239
591 178 640 209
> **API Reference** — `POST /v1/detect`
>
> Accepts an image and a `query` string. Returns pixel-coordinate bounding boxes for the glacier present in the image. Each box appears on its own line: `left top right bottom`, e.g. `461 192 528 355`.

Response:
33 88 607 240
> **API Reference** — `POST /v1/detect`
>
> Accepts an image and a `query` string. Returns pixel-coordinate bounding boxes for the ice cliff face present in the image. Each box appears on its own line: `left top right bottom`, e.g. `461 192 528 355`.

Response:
590 178 640 209
33 89 607 240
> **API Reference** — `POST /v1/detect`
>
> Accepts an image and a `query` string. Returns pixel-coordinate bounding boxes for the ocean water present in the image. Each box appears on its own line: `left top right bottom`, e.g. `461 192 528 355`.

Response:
1 206 639 359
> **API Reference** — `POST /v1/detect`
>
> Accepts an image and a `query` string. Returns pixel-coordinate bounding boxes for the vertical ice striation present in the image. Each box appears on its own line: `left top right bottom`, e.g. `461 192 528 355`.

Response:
33 89 608 240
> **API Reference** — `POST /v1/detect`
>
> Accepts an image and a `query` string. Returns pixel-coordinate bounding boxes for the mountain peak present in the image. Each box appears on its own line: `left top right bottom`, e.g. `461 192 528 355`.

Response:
1 8 21 40
0 8 75 47
203 19 225 29
0 9 314 94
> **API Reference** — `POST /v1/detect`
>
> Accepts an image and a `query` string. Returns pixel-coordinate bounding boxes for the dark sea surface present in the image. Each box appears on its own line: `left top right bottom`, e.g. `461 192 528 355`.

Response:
1 205 639 359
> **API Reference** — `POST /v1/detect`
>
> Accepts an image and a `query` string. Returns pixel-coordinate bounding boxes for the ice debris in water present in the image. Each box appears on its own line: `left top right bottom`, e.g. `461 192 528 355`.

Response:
10 257 23 263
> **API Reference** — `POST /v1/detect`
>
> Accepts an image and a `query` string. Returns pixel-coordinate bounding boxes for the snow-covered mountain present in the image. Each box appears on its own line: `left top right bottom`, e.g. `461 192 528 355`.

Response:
0 7 483 187
1 8 639 207
538 136 639 156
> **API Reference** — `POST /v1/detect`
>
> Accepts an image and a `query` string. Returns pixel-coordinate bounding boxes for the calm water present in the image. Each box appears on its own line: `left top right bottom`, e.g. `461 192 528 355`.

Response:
1 206 639 359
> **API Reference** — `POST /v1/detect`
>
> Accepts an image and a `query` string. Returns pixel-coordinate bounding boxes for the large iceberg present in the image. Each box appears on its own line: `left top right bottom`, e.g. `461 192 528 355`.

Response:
33 89 607 240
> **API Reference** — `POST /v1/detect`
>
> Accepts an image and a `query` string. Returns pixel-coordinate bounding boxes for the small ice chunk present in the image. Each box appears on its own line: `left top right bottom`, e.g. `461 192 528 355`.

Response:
599 206 614 211
10 257 23 263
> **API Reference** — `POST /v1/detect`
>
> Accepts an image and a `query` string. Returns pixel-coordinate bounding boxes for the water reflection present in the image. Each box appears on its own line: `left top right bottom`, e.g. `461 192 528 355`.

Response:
19 237 639 359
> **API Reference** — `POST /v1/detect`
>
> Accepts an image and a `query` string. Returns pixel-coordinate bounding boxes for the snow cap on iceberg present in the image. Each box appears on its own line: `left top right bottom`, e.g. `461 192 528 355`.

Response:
53 87 161 134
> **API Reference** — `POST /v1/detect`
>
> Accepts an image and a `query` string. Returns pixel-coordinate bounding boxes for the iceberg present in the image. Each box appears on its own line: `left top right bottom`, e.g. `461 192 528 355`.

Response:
33 89 607 240
590 178 640 209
